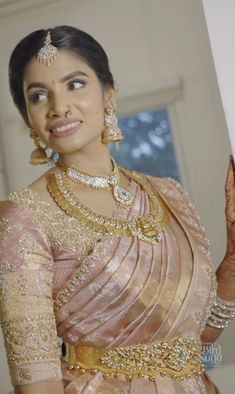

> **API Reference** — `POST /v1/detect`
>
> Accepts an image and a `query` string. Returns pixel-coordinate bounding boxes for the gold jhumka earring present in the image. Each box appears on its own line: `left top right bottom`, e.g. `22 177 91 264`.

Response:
102 105 124 145
30 129 52 165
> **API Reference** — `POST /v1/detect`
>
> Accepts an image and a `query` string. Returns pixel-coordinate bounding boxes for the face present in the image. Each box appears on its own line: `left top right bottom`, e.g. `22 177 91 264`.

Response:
23 49 115 155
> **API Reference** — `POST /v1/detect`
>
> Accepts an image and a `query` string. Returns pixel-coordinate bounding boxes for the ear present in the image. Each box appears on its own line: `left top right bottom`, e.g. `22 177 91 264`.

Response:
104 87 117 108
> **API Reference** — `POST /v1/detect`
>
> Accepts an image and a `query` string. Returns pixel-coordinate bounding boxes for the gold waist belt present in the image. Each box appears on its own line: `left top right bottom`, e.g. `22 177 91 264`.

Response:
63 338 205 381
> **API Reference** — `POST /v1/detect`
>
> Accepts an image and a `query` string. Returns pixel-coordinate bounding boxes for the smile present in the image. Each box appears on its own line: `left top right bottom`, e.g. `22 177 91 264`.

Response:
50 120 82 133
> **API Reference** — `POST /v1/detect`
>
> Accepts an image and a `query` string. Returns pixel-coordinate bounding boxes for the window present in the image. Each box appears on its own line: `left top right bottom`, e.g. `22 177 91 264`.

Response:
110 108 180 181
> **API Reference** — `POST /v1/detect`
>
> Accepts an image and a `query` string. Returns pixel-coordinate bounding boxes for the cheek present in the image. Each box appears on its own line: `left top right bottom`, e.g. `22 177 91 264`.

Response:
27 106 46 128
25 104 38 124
81 99 104 125
94 109 105 127
24 103 33 125
79 87 105 115
94 95 105 120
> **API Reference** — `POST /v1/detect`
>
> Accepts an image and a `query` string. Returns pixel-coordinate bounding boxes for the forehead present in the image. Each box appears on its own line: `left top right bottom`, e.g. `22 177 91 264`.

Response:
23 49 96 85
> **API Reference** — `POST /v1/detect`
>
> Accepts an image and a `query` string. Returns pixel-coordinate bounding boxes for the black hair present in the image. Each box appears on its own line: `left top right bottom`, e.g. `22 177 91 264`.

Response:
8 25 114 123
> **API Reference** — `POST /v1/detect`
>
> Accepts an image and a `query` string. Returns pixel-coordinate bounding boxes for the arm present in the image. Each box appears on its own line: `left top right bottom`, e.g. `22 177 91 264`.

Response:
0 200 64 393
15 381 64 394
200 260 235 344
201 158 235 344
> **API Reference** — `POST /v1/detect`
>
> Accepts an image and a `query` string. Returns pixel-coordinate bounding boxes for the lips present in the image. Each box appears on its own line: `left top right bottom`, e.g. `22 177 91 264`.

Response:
49 119 83 137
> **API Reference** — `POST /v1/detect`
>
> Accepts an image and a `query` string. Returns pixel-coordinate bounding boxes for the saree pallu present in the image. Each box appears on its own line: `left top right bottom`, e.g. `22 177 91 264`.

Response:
54 177 218 393
0 175 219 393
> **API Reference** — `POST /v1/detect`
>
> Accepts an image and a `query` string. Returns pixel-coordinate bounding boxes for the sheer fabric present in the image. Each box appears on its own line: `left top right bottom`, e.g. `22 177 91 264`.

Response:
0 175 219 393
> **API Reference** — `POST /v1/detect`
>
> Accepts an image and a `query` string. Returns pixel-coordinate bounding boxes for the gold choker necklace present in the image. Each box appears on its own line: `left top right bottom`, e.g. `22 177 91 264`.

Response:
47 168 168 246
58 158 135 208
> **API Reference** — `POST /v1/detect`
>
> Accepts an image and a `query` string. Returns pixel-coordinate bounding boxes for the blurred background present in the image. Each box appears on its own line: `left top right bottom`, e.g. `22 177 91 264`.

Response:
0 0 233 393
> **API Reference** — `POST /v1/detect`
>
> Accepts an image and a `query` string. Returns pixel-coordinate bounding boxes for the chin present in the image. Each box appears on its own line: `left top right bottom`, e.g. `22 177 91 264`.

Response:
55 137 102 154
55 143 86 155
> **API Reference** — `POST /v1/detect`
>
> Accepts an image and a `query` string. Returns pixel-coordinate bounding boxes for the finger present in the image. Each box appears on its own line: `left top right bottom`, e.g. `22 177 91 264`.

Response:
226 155 235 193
230 155 235 171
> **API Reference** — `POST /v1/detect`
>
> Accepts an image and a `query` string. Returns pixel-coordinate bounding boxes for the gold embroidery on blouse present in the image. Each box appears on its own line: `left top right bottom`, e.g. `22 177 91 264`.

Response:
0 260 54 275
18 366 32 381
0 218 15 242
0 262 20 274
18 234 46 260
1 312 60 365
12 361 62 386
7 189 103 255
0 270 53 308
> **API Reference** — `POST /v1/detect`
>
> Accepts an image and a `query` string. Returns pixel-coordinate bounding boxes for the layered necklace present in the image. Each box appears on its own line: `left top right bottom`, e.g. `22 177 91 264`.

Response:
58 157 135 208
47 160 169 246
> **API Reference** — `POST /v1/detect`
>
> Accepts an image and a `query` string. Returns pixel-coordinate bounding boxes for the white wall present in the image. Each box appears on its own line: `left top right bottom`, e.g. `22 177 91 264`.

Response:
201 2 235 390
202 0 235 155
0 0 232 393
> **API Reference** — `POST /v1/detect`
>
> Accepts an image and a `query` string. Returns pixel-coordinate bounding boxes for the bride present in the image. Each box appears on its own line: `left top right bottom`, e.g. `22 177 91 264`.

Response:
0 25 235 394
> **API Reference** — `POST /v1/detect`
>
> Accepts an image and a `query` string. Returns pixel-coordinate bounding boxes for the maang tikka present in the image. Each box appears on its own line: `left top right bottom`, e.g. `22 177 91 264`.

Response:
36 31 58 66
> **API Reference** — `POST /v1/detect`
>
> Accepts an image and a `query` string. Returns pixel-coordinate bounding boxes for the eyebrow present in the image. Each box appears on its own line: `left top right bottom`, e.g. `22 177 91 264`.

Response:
26 70 89 92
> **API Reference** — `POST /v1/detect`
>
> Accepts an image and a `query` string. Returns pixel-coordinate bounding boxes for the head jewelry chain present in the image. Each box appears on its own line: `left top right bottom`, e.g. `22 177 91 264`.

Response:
36 31 58 66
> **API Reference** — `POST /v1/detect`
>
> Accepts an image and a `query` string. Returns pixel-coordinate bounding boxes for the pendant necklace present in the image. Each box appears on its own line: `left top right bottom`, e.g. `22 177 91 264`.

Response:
58 157 135 208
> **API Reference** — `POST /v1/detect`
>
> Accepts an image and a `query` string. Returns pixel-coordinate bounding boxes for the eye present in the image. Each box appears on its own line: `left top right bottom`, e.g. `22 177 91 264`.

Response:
29 92 47 103
68 80 85 90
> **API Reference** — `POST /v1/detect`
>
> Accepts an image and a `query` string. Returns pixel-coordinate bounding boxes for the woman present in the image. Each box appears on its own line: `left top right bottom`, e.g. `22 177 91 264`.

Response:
0 25 234 394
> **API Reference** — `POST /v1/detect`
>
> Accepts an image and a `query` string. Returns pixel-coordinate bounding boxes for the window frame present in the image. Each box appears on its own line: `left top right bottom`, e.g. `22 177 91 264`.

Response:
116 80 190 189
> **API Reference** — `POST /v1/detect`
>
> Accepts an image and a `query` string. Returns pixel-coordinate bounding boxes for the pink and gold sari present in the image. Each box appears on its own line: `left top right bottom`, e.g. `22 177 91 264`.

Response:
0 175 219 393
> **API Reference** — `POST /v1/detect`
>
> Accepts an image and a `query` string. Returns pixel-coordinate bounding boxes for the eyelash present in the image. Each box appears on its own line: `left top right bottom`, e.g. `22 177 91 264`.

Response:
29 79 86 103
68 79 86 90
29 92 47 103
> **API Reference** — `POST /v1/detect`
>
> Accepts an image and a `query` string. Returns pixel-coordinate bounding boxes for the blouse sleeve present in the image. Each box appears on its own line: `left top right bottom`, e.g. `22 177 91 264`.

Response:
0 200 62 387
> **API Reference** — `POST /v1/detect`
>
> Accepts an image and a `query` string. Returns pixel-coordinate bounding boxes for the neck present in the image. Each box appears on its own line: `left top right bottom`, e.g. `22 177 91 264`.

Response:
59 143 113 175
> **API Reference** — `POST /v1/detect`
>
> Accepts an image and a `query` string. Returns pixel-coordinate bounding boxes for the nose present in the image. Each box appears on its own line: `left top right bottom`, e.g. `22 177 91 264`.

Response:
47 93 67 118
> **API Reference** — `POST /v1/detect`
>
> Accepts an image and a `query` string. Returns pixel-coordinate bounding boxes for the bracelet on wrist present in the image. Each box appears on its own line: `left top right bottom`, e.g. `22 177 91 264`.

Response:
206 296 235 329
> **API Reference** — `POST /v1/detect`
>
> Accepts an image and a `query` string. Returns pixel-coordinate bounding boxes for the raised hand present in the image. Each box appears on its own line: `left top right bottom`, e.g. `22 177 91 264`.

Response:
215 156 235 302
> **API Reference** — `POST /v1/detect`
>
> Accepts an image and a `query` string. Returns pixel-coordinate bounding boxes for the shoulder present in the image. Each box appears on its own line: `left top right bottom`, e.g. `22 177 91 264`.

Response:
0 190 41 247
143 174 195 207
0 166 57 218
0 188 53 260
0 188 31 219
144 174 182 189
147 175 190 198
0 188 37 216
0 186 49 237
129 170 196 212
127 169 186 195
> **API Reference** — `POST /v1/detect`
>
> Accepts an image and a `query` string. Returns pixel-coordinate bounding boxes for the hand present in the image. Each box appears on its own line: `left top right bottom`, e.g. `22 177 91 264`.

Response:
225 155 235 264
215 156 235 301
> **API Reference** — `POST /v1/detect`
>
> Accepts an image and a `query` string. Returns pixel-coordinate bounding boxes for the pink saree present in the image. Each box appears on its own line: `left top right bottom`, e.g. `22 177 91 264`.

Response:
0 175 219 393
